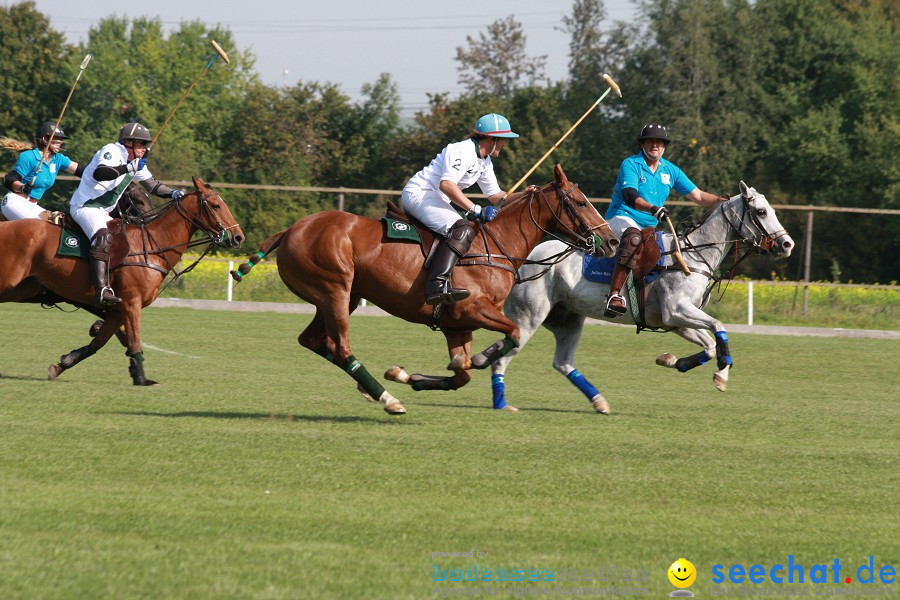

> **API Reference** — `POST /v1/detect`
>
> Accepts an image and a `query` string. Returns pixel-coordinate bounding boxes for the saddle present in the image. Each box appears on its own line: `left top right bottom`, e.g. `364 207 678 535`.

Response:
384 200 440 262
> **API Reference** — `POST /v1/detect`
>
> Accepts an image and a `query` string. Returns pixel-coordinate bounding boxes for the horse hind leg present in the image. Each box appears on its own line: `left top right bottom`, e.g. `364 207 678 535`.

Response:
48 314 123 380
299 311 406 415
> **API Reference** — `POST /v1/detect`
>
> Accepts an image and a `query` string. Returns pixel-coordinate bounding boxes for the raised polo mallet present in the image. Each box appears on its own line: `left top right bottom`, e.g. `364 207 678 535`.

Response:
149 40 230 148
29 53 92 183
500 73 622 206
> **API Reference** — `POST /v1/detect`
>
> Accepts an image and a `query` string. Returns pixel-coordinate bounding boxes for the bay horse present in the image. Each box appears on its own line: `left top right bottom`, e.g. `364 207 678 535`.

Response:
231 164 618 415
0 177 244 384
491 181 794 413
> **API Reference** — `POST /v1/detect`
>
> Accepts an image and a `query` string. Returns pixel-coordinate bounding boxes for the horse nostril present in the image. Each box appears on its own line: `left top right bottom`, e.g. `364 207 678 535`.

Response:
233 234 245 248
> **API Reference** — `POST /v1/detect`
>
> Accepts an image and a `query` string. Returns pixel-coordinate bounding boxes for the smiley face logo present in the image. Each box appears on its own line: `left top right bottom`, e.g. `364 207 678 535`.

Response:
668 558 697 588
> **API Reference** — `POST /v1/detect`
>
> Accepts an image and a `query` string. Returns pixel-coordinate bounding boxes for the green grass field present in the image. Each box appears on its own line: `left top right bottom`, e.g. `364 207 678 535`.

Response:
0 304 897 599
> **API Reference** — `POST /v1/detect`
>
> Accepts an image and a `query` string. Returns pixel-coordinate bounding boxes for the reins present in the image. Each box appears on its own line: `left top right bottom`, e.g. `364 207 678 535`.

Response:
116 190 236 289
458 183 602 284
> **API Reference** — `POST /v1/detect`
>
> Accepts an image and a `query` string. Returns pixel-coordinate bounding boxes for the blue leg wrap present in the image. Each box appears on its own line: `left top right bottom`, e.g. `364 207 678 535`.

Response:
676 350 711 372
491 374 506 410
566 369 600 401
715 331 733 369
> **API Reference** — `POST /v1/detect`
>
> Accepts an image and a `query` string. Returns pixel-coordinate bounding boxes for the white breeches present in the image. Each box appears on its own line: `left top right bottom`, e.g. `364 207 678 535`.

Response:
400 187 462 237
607 215 641 238
1 191 46 221
71 204 114 243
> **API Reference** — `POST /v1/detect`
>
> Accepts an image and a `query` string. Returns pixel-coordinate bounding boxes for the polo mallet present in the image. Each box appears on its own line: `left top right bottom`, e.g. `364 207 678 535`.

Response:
29 53 92 183
500 73 622 207
666 215 691 275
149 40 230 149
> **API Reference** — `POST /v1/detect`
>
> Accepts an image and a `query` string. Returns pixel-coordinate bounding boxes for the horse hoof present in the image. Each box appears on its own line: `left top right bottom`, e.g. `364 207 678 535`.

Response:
499 405 519 412
89 320 104 337
379 391 407 415
592 395 611 415
48 364 62 380
384 365 410 384
656 353 677 368
713 373 728 392
383 401 407 415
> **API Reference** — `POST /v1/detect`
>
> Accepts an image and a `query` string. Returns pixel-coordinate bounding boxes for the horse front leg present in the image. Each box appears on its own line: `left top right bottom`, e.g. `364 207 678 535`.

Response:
120 300 158 386
384 331 474 393
545 311 610 414
48 312 123 380
658 303 732 392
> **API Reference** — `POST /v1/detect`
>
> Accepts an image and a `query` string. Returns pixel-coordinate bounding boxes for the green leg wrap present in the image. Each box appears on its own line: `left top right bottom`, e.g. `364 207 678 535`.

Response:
342 355 385 400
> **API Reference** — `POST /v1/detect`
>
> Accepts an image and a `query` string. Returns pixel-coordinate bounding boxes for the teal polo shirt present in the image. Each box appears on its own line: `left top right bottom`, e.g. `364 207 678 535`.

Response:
14 148 72 200
604 152 696 228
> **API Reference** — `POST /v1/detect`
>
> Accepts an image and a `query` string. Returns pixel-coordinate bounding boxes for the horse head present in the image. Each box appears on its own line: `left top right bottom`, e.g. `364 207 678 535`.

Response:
733 181 794 257
179 177 245 249
528 164 618 257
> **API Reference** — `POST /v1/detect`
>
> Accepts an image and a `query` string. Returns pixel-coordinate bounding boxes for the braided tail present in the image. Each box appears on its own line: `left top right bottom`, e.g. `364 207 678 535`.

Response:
229 229 287 282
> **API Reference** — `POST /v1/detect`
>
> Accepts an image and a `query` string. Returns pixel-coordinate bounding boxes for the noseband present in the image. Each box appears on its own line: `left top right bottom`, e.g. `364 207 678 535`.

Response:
173 191 236 247
529 182 604 254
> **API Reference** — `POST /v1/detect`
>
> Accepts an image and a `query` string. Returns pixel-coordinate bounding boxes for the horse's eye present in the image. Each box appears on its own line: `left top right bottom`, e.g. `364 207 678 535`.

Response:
209 202 220 209
756 209 766 217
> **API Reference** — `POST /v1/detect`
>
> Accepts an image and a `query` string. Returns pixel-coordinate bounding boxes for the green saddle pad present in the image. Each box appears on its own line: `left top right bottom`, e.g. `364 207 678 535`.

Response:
382 217 421 243
57 226 91 260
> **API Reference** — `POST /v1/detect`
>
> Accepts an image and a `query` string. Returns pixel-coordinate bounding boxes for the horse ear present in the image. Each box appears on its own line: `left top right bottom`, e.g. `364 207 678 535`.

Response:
554 163 567 184
192 176 205 190
739 181 749 196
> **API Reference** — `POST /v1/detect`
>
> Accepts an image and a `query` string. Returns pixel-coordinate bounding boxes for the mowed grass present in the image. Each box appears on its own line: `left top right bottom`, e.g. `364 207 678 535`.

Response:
0 304 897 599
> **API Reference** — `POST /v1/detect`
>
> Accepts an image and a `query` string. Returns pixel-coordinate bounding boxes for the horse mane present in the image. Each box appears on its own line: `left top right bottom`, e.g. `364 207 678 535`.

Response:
500 182 549 210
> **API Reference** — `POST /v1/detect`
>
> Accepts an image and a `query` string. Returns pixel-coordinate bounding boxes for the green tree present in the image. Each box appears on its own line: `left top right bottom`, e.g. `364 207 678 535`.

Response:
455 16 547 98
0 1 73 141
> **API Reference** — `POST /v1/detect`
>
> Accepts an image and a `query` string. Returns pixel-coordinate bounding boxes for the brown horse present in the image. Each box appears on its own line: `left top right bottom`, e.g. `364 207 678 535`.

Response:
0 177 244 384
231 164 617 415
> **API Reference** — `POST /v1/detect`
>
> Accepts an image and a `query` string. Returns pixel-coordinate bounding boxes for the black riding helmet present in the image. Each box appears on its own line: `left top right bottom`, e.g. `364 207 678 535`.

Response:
118 122 152 144
637 123 671 146
34 121 70 145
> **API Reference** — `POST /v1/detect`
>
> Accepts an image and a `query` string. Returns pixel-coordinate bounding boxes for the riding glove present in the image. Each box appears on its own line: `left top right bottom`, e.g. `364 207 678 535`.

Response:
126 157 148 174
651 205 669 221
20 182 33 196
171 190 185 200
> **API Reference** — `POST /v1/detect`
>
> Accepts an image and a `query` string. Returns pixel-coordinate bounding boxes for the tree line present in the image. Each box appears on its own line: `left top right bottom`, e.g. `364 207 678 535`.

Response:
1 0 897 282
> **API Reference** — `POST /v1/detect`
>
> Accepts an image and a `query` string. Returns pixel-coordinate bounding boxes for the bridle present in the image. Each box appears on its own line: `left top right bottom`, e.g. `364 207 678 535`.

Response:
460 182 612 283
118 189 240 278
720 191 785 252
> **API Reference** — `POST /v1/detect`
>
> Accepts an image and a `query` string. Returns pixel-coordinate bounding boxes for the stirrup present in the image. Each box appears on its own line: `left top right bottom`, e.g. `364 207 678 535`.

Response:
97 287 123 306
604 293 627 318
425 281 470 305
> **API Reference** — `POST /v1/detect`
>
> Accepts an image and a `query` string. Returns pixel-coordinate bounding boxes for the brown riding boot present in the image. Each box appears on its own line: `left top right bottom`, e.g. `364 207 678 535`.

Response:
425 219 476 305
90 228 122 307
605 263 630 317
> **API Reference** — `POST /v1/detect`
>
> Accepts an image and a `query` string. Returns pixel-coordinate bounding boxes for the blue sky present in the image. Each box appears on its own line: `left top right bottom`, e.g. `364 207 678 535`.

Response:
24 0 638 115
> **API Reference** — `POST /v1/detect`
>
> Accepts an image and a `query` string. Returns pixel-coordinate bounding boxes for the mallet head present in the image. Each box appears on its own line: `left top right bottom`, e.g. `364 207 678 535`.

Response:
603 73 622 98
210 40 230 64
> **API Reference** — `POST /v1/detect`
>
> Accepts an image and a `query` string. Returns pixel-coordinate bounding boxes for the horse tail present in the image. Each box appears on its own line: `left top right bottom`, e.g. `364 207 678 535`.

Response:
229 229 287 282
0 137 34 152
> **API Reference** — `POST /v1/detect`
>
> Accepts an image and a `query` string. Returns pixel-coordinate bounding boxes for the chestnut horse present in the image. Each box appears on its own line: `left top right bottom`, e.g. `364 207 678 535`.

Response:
0 177 244 384
231 164 618 415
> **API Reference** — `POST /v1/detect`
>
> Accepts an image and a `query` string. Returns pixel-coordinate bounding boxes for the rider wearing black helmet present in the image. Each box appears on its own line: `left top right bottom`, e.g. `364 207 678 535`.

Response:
1 121 85 221
68 121 187 306
602 123 728 317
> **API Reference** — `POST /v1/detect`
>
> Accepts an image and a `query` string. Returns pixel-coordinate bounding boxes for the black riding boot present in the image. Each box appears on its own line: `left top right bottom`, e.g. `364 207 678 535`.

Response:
425 219 476 305
89 228 122 307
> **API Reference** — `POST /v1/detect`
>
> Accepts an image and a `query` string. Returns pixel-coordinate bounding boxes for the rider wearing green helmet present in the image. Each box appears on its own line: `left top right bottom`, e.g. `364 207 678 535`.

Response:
401 113 537 305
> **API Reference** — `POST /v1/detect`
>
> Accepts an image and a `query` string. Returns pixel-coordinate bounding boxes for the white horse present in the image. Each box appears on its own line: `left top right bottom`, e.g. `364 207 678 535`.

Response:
490 181 794 413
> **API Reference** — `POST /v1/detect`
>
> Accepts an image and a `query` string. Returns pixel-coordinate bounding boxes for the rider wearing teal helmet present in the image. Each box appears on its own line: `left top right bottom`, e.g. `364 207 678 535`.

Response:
401 113 536 305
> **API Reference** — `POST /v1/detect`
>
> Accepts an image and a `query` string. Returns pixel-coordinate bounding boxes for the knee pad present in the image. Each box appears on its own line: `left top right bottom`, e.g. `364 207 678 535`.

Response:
90 228 114 259
445 219 476 256
617 227 643 266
